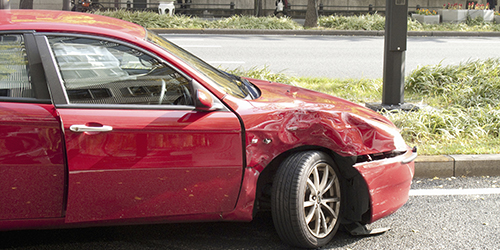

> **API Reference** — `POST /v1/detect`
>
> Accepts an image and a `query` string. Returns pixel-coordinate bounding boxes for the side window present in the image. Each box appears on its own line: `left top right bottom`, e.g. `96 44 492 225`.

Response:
47 36 192 106
0 34 33 98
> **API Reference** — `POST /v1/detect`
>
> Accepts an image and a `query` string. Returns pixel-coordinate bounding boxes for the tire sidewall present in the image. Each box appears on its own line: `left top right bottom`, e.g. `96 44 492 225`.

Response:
294 151 341 247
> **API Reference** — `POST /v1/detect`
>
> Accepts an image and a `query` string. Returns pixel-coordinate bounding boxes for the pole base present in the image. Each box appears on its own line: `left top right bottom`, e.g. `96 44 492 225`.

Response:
365 102 419 112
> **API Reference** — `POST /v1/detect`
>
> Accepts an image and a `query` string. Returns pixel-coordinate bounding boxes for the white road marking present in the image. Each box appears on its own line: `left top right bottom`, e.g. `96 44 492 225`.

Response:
439 40 500 44
180 45 222 48
167 38 206 41
207 61 245 64
410 188 500 196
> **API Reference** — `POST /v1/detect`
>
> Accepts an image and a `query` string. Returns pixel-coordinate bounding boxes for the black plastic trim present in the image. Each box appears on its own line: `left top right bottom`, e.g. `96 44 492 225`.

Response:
24 33 52 100
355 150 407 164
0 97 51 104
54 103 197 110
35 35 69 104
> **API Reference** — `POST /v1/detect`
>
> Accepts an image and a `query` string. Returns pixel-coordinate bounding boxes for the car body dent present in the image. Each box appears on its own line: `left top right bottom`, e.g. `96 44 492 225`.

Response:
221 166 259 221
223 79 414 223
240 79 406 163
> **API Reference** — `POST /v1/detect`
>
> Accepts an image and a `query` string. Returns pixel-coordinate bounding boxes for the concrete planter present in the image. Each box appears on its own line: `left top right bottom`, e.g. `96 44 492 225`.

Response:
158 1 175 16
468 9 494 22
440 9 468 23
495 15 500 23
412 14 440 24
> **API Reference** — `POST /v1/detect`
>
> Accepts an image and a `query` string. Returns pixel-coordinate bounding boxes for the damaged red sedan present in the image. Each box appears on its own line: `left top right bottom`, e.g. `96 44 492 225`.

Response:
0 10 416 248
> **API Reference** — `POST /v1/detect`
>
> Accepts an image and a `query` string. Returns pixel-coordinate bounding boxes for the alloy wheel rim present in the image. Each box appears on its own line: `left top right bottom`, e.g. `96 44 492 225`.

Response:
303 162 341 238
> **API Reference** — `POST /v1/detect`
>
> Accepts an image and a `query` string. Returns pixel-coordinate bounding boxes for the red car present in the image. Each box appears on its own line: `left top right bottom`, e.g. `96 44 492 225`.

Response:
0 10 416 248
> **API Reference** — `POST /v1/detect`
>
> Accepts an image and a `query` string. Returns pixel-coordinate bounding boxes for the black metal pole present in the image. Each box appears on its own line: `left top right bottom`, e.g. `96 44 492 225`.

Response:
366 0 417 111
382 0 408 107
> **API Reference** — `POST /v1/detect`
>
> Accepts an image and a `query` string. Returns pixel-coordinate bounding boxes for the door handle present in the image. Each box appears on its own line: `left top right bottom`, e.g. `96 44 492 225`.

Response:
69 124 113 132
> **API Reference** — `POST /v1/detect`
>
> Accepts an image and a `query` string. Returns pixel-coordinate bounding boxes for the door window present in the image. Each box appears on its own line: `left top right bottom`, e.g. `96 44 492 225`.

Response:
47 36 192 106
0 34 33 98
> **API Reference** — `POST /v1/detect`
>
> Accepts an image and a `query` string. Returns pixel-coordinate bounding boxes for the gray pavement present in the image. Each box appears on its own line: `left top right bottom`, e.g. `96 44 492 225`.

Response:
153 28 500 178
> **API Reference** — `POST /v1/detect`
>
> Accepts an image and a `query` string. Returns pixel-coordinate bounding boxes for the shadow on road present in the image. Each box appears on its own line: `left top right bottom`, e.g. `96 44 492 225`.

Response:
0 213 366 249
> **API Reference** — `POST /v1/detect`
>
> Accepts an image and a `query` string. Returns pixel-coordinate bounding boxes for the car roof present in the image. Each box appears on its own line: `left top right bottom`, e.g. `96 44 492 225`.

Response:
0 9 146 40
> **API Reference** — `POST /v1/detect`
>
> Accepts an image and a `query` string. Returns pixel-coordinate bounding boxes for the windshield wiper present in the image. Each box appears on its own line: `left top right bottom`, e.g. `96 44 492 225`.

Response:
223 72 260 99
240 77 260 99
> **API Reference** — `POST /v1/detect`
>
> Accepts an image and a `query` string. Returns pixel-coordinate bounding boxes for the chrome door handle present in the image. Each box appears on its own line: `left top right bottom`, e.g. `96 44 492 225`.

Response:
69 124 113 132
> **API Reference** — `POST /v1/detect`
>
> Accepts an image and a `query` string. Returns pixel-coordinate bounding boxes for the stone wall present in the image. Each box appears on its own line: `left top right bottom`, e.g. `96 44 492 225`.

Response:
5 0 492 12
9 0 62 10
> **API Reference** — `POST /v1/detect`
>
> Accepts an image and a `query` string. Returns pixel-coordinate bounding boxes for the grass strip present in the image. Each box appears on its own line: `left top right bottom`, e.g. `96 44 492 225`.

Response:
227 60 500 156
96 10 500 32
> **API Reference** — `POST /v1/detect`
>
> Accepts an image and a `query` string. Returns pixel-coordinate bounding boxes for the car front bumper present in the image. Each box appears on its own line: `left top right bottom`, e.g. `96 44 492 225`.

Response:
354 148 416 223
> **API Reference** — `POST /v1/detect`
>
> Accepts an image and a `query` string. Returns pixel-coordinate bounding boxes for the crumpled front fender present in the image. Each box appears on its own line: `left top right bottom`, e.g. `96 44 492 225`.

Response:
244 107 407 170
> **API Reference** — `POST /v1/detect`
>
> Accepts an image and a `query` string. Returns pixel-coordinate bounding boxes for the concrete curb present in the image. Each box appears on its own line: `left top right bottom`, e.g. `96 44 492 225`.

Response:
151 28 500 37
415 154 500 178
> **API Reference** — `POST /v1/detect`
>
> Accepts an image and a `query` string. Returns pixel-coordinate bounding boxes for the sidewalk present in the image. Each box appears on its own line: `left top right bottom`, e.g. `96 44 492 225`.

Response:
154 28 500 178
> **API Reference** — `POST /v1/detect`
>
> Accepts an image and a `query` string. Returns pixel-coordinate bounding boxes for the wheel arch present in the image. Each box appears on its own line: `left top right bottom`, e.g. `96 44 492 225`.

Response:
254 145 372 225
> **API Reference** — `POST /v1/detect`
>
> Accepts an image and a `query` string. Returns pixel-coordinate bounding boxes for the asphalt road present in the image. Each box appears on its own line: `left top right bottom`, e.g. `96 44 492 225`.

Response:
162 34 500 79
2 176 499 249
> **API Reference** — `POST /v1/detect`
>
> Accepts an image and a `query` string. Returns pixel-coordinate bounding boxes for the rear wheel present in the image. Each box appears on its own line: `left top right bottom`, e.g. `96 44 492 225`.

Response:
271 151 342 248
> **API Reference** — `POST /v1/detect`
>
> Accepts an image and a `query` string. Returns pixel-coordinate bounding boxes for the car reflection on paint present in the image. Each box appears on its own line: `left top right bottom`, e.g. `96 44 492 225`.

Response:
0 9 416 248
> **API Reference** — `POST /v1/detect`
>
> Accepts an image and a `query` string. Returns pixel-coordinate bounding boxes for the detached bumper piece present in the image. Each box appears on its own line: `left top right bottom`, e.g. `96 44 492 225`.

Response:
344 222 391 236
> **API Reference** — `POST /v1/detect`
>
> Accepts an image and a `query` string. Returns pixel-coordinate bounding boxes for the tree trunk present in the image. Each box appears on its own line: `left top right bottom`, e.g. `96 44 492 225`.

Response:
19 0 33 9
255 0 263 16
62 0 71 10
304 0 318 28
0 0 11 9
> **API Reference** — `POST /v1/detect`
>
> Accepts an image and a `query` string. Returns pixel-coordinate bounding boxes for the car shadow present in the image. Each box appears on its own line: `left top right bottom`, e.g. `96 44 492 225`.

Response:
0 213 366 250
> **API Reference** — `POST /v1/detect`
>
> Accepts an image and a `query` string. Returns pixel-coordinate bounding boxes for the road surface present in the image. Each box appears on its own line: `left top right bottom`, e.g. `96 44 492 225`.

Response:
1 176 499 249
162 34 500 79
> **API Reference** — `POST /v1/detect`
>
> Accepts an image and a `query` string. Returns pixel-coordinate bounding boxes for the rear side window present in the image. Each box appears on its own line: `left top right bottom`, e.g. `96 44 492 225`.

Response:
47 36 193 106
0 34 33 98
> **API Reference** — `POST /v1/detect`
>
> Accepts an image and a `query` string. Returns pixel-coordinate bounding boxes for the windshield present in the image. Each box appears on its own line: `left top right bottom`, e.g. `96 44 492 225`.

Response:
147 30 258 99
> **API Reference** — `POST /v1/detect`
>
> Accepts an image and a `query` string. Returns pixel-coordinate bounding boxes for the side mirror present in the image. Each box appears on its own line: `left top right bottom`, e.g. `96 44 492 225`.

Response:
197 89 213 109
196 89 222 111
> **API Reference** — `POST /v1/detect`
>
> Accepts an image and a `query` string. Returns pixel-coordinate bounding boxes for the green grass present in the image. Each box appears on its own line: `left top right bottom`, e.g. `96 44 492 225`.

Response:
228 59 500 156
318 14 386 30
94 10 303 30
321 14 500 32
406 58 500 108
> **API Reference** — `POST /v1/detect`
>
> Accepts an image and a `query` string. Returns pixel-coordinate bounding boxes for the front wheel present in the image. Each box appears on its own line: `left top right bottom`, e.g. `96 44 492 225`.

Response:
271 151 342 248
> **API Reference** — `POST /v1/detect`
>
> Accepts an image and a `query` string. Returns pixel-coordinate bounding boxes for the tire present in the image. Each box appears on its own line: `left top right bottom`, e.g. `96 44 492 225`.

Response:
271 151 342 248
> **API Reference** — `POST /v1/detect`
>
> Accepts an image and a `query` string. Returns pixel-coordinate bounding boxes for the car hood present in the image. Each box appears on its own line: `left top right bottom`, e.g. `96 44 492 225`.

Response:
240 79 408 157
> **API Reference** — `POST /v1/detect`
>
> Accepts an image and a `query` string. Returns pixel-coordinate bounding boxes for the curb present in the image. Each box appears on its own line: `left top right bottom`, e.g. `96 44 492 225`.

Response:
151 28 500 37
415 154 500 178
